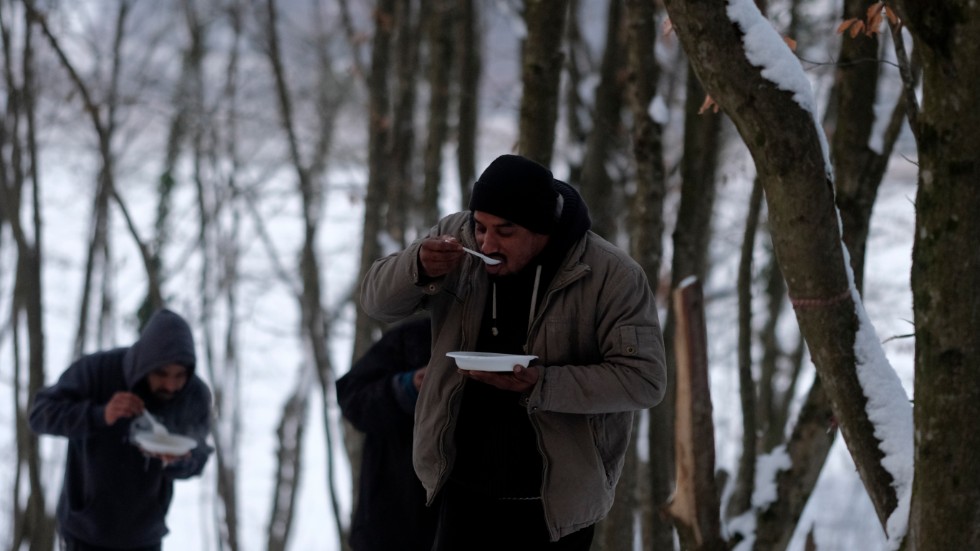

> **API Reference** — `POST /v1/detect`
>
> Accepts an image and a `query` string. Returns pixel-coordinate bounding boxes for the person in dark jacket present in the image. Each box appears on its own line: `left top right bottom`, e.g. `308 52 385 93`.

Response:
336 316 438 551
30 308 213 551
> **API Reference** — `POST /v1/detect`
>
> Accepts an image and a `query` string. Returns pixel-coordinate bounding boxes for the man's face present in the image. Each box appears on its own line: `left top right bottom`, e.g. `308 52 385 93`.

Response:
473 211 550 276
146 363 189 401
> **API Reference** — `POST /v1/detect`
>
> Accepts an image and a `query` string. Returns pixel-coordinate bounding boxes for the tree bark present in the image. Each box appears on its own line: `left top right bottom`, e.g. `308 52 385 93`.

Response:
591 2 634 548
895 1 980 548
621 3 669 545
353 0 396 362
389 0 421 243
727 179 763 520
751 0 912 542
202 1 246 547
454 0 480 208
261 0 347 547
832 0 907 290
754 380 836 550
577 0 626 241
28 0 165 316
662 0 908 530
348 4 400 544
266 372 311 551
624 0 666 296
421 0 455 226
517 0 570 165
0 8 57 549
656 49 724 551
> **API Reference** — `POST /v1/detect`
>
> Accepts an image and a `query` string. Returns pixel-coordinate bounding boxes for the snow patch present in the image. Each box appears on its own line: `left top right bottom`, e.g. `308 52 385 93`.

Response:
726 0 832 178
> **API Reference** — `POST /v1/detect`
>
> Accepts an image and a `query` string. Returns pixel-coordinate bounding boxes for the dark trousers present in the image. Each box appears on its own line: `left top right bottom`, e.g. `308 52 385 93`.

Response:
62 534 161 551
432 479 595 551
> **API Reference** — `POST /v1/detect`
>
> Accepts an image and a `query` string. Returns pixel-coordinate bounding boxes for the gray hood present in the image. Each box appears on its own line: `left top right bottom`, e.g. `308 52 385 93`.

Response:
122 308 196 389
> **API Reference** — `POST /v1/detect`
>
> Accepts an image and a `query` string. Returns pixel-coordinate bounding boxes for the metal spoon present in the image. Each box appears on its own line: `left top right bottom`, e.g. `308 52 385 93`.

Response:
462 246 501 265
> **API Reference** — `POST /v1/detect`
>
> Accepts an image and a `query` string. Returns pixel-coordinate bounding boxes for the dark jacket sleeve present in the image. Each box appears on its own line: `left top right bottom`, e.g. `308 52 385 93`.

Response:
164 378 213 480
29 351 122 438
337 320 431 434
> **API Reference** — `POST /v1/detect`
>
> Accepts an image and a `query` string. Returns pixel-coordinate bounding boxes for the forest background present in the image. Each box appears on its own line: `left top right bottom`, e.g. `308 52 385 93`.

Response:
1 0 977 550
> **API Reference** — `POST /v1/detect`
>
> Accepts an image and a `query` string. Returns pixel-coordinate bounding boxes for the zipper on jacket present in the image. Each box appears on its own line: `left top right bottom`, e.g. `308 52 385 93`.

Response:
430 377 466 505
523 257 590 541
431 272 481 504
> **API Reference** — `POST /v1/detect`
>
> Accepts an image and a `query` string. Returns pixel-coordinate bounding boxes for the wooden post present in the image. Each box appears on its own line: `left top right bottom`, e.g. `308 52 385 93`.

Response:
666 277 726 550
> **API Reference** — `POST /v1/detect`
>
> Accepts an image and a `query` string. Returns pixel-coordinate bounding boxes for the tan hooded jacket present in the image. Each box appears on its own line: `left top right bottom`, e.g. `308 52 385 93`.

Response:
360 211 666 541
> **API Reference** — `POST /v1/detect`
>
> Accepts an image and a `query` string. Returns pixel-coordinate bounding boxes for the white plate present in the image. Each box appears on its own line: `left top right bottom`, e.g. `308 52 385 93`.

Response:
447 351 538 372
133 432 197 455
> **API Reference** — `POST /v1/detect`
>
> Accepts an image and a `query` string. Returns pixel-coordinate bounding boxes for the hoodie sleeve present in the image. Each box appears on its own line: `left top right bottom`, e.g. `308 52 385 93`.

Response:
164 378 213 480
29 351 123 439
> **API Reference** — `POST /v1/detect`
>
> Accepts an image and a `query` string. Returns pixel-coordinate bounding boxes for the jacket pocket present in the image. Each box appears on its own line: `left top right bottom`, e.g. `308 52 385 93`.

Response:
589 412 634 487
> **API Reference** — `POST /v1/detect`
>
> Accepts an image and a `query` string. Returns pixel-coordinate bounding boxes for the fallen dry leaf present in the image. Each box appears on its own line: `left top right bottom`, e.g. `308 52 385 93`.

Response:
866 2 884 21
849 19 866 38
837 18 859 35
698 95 719 115
838 1 902 40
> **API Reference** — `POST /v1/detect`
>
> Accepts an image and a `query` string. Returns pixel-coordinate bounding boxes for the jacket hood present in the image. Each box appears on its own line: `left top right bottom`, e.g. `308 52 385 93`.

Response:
549 179 591 255
123 308 196 389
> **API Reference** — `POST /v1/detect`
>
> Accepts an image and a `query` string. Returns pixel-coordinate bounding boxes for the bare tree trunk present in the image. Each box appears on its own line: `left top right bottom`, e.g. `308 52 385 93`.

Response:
347 6 402 545
562 0 589 181
266 371 312 551
352 0 396 362
727 179 763 520
0 8 56 548
586 3 631 547
27 0 165 316
336 0 367 81
72 178 111 359
605 1 667 549
831 0 909 290
421 0 455 226
739 0 914 543
665 0 916 533
894 2 980 548
204 1 247 548
671 70 721 286
260 0 348 548
389 0 421 243
577 0 626 241
655 55 724 551
624 0 666 290
754 380 836 550
517 0 570 165
454 0 480 208
10 169 57 551
757 250 800 453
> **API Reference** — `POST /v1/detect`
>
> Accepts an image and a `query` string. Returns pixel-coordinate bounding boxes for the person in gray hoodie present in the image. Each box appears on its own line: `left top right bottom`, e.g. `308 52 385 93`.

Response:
361 154 667 549
30 308 213 551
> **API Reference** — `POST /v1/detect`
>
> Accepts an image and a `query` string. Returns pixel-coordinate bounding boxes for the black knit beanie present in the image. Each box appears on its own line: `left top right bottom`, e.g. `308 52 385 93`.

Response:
468 154 560 235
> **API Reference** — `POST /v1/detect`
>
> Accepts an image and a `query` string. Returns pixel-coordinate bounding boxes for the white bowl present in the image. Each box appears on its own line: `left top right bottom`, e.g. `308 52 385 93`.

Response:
447 351 538 372
133 431 198 455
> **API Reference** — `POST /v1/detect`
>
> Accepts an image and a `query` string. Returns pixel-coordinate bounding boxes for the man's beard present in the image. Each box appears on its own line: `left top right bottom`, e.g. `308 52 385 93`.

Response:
135 380 176 407
152 390 177 402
